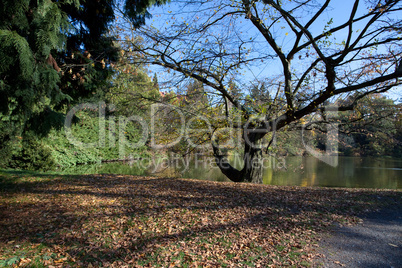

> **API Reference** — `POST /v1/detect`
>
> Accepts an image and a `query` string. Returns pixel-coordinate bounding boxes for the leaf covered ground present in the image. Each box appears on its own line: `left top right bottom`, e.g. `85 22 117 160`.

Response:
0 171 400 267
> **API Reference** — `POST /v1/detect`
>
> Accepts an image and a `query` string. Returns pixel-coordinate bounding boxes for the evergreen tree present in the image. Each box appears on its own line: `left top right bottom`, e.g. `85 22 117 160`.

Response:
0 0 169 168
0 0 74 166
185 79 208 105
152 73 159 90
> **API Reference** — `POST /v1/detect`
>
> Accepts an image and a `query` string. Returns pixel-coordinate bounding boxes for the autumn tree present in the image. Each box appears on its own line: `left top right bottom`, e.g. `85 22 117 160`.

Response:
121 0 402 183
107 51 160 117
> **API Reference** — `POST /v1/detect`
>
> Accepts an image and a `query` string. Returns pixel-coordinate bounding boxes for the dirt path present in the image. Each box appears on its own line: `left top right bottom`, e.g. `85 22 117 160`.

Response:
316 207 402 267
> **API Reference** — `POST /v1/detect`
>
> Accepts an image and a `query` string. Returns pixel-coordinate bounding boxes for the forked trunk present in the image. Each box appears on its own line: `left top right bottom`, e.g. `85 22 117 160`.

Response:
213 132 265 184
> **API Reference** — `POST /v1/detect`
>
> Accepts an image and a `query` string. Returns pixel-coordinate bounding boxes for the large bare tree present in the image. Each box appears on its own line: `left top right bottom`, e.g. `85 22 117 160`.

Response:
119 0 402 183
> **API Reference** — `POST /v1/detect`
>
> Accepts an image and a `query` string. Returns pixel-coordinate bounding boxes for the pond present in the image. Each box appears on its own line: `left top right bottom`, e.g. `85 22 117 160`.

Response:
57 156 402 189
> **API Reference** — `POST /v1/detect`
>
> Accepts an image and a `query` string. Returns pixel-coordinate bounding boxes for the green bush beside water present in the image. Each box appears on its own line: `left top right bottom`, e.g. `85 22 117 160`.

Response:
6 111 150 171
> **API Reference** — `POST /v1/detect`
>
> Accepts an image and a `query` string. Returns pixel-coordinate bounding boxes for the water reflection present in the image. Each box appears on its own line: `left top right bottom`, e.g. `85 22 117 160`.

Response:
56 156 402 189
268 156 401 189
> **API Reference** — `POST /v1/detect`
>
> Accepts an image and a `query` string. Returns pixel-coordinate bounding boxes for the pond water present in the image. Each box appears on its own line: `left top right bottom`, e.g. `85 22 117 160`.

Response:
57 156 402 189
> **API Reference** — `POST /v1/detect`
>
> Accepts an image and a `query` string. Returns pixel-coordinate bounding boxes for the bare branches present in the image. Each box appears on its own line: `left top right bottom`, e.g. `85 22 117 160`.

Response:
343 0 360 55
117 0 401 134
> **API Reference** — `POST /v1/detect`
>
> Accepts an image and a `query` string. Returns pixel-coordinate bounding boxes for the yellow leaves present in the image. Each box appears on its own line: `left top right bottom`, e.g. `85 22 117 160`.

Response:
54 257 68 264
17 258 32 266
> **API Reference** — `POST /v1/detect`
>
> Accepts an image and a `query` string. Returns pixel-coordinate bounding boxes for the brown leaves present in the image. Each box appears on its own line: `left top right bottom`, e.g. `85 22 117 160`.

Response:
0 174 400 267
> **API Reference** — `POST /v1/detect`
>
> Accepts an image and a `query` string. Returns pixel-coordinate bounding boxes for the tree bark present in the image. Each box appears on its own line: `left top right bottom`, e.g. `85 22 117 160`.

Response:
241 132 264 183
212 132 265 183
46 53 61 72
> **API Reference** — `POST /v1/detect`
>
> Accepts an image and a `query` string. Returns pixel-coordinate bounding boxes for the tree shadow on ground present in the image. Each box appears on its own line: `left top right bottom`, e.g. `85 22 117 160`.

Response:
316 205 402 268
0 171 400 266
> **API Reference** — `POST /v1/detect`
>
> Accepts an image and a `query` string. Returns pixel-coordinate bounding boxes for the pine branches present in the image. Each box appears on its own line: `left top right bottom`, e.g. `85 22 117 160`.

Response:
33 0 67 58
0 30 34 79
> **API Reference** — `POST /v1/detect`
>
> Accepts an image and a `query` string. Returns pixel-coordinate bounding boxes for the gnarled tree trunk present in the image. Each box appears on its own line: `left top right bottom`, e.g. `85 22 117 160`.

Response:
213 132 265 183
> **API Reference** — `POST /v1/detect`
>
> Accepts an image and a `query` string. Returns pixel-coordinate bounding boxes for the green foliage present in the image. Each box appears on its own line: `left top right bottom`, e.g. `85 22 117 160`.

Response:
5 110 151 170
0 256 21 267
337 95 401 157
0 0 71 115
0 30 33 79
185 79 209 106
0 121 23 168
274 131 310 156
107 64 159 116
0 0 76 165
0 0 169 168
8 134 55 171
261 95 401 158
26 108 66 137
46 110 150 168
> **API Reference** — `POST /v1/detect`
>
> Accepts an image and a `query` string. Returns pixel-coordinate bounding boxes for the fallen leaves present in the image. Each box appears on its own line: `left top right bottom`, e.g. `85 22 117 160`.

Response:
0 173 400 267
